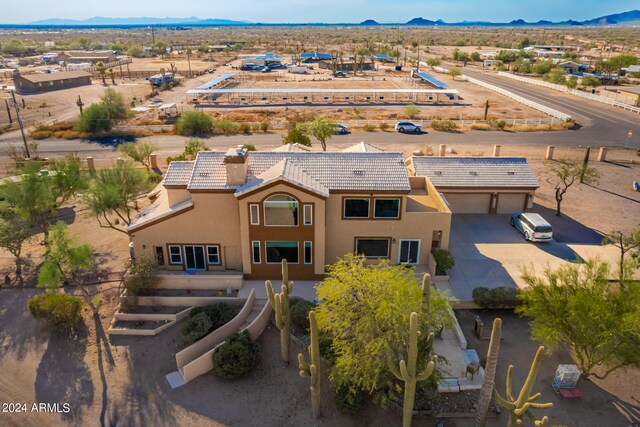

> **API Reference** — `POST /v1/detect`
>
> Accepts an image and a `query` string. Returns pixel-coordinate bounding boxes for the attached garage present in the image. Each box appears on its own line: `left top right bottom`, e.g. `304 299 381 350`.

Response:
409 157 539 215
442 192 492 214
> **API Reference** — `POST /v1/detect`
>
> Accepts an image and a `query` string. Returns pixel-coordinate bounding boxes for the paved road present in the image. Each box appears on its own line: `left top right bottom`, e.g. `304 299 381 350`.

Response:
457 67 640 147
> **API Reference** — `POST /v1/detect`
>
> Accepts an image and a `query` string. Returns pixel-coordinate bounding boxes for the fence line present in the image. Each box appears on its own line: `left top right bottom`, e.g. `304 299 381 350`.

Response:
498 72 640 115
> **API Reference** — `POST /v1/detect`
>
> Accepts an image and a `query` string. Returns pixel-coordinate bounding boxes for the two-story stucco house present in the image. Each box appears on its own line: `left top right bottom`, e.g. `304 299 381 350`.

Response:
127 143 452 280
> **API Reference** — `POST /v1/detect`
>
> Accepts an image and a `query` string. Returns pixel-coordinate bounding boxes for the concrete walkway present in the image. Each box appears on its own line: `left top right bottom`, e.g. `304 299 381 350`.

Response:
239 279 319 301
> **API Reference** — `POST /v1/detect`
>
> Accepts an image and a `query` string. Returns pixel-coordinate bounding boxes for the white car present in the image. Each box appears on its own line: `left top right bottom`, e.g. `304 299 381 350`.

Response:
395 121 422 133
511 212 553 242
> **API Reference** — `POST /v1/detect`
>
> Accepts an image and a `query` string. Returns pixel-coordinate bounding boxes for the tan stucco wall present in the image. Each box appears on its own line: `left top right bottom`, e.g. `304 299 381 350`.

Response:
130 192 243 270
167 188 191 206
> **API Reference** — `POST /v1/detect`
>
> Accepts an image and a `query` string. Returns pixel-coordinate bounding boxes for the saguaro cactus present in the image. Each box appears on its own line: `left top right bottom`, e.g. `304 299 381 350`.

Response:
421 273 431 316
265 259 294 364
388 312 437 427
298 310 321 418
475 318 502 427
493 346 553 427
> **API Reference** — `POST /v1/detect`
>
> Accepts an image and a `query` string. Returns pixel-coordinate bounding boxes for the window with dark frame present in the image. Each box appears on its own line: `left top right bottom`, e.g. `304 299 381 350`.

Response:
374 199 400 218
154 246 165 266
266 241 299 264
250 204 260 225
304 241 312 264
168 245 182 264
252 241 261 264
344 198 370 218
303 205 313 225
206 246 220 265
355 239 390 258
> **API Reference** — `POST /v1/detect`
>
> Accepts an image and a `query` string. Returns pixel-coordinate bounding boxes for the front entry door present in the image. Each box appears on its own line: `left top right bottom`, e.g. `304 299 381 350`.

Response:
184 245 206 270
398 240 420 265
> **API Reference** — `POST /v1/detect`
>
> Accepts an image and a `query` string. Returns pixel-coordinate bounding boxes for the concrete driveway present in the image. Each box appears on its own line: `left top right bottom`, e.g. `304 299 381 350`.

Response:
446 214 623 301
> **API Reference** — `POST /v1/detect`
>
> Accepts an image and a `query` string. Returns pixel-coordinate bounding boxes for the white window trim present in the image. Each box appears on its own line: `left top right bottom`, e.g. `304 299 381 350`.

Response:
265 241 300 264
206 245 221 265
398 239 421 265
304 241 313 264
355 238 390 259
303 204 313 225
373 198 401 219
344 198 370 219
250 204 260 225
252 241 261 264
263 195 299 227
168 245 182 264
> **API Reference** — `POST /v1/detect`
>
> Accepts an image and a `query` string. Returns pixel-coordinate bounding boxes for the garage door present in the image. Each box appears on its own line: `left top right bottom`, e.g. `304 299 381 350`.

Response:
496 193 527 214
442 193 491 214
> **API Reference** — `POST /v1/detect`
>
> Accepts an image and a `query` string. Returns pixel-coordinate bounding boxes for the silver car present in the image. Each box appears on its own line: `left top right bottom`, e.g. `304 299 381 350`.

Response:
511 212 553 242
395 121 422 133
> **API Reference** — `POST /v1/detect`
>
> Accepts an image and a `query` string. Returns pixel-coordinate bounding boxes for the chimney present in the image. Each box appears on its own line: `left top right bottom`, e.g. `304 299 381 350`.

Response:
224 145 248 185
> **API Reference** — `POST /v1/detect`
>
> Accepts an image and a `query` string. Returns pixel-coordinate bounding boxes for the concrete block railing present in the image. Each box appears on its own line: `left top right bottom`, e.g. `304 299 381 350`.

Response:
463 74 573 121
498 72 640 115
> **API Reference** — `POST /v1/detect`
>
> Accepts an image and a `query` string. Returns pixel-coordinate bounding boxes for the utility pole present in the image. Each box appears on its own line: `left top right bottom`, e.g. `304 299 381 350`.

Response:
186 43 193 78
151 25 155 45
76 95 85 115
4 99 12 124
10 90 30 159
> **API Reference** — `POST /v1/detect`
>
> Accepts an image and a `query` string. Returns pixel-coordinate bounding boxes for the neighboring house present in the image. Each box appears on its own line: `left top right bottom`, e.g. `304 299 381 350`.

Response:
57 50 117 64
318 59 374 71
241 55 282 67
13 70 92 93
300 52 333 61
622 65 640 76
557 61 588 74
128 144 452 280
408 157 538 214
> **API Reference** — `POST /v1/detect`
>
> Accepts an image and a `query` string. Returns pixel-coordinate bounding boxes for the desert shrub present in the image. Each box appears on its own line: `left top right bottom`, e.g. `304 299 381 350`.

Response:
432 248 455 275
362 123 376 132
213 331 260 380
75 103 113 133
290 300 315 332
30 130 53 139
260 121 270 132
28 293 83 333
282 127 311 146
251 122 262 133
404 104 421 119
469 123 491 131
211 119 239 134
473 286 520 308
379 122 390 131
190 302 237 330
175 110 214 135
417 143 434 156
430 120 458 132
238 122 251 134
334 383 363 415
125 252 160 297
496 120 507 130
181 312 214 342
242 143 257 151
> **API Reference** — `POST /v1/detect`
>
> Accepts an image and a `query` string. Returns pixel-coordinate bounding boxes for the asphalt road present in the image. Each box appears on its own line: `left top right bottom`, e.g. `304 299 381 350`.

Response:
457 67 640 147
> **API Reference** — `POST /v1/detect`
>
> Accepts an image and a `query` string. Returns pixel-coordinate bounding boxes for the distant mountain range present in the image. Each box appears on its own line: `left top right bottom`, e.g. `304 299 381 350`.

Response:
10 9 640 27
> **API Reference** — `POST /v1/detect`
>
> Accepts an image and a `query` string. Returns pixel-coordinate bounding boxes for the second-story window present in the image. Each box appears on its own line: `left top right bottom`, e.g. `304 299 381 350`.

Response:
250 204 260 225
374 198 400 218
303 205 313 225
264 194 298 226
344 198 370 218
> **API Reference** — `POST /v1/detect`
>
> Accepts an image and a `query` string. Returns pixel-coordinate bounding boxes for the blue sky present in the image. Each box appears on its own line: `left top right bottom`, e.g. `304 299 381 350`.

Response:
5 0 639 23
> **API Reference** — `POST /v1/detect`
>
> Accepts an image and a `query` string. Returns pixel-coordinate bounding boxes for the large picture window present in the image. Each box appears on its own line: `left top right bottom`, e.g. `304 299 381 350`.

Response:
264 194 298 226
266 241 299 264
344 198 370 218
355 238 390 258
374 199 400 218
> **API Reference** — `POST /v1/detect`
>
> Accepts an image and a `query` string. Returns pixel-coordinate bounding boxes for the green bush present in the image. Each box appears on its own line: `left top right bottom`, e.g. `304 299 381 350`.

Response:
125 252 160 297
190 302 237 330
472 286 521 308
239 123 251 134
379 122 390 131
212 118 239 134
430 120 458 132
290 300 315 332
432 248 455 275
496 120 507 130
362 123 377 132
75 103 112 133
175 110 214 135
334 383 363 415
213 331 260 379
28 293 83 333
181 312 214 342
260 121 270 133
242 143 257 152
282 127 311 146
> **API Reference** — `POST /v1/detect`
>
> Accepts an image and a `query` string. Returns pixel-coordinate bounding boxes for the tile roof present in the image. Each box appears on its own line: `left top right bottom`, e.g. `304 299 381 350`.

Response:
271 143 312 152
411 157 539 188
341 142 385 153
169 151 410 193
235 158 330 198
163 161 194 186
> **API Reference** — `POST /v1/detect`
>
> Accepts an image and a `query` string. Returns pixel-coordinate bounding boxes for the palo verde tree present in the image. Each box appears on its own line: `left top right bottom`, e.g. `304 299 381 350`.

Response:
118 141 158 172
546 159 599 216
315 254 451 405
602 225 640 282
85 161 149 234
38 221 99 314
75 88 133 133
0 207 33 284
446 67 462 80
1 158 86 242
307 116 336 151
517 258 640 379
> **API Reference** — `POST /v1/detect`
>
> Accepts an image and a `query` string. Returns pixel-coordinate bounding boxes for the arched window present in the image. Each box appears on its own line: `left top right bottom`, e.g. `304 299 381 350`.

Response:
263 194 298 226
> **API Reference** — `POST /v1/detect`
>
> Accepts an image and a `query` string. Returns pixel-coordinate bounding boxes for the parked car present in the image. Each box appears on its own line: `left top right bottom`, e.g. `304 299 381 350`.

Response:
511 213 553 242
395 121 422 133
335 124 350 134
334 71 347 78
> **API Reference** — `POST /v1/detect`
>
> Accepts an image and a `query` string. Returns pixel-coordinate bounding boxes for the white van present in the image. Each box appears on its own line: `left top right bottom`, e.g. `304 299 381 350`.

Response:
510 213 553 242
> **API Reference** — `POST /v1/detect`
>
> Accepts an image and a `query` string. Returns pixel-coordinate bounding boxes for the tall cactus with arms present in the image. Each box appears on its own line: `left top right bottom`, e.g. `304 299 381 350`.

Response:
298 310 321 417
475 318 502 427
493 346 553 427
388 312 437 427
265 259 294 364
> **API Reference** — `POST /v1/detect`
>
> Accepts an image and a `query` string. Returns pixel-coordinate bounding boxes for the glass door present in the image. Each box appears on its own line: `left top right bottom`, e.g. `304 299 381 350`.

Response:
398 240 420 265
184 246 206 270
